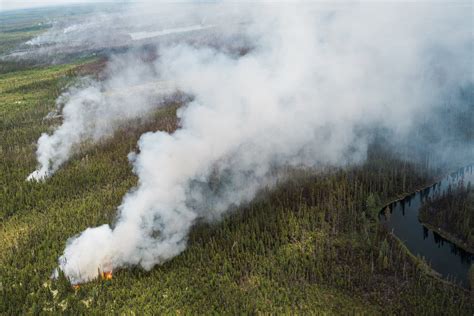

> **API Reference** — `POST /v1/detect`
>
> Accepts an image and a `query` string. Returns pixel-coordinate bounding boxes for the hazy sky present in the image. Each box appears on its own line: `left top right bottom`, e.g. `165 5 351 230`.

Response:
0 0 118 11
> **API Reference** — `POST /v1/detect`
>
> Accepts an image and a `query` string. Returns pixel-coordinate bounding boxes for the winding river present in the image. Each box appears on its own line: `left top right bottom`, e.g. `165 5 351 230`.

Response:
379 165 474 287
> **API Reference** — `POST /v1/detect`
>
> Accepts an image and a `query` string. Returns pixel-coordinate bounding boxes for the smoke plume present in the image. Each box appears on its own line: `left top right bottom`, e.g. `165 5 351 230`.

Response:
27 53 176 180
27 3 472 283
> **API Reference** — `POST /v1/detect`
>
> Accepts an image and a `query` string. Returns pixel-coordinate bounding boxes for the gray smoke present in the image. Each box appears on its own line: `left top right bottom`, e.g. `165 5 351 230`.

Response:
27 2 472 283
5 3 247 62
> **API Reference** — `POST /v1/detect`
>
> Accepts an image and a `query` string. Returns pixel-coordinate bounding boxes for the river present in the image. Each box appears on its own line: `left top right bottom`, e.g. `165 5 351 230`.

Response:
379 165 474 287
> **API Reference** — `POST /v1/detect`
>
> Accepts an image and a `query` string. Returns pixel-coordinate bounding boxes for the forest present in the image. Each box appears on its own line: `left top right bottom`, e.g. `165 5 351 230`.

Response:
1 4 474 314
420 182 474 252
0 58 472 314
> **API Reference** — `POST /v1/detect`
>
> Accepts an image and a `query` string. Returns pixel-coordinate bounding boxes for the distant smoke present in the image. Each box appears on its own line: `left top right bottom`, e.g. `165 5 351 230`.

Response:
28 3 472 284
4 3 247 62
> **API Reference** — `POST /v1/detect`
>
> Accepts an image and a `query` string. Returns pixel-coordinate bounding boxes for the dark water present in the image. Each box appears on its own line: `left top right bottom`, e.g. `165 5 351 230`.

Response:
379 165 474 287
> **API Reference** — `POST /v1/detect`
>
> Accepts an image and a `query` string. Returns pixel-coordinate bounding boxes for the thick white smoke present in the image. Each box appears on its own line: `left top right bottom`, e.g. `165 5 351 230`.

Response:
27 54 176 181
38 3 472 284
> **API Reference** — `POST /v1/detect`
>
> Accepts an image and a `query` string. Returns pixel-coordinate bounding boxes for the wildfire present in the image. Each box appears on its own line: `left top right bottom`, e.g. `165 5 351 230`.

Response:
101 271 113 280
70 271 112 289
68 268 113 289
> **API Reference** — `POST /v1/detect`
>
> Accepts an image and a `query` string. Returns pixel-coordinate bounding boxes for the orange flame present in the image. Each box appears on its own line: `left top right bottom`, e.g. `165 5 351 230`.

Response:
101 271 113 280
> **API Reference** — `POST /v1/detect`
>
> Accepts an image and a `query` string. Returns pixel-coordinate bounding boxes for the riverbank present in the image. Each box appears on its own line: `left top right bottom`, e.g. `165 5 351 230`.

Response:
418 182 474 253
378 165 474 288
422 222 474 254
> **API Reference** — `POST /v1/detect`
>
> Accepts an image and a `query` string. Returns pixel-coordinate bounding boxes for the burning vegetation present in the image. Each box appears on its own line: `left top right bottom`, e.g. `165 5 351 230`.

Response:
100 271 113 281
72 270 113 291
1 2 473 315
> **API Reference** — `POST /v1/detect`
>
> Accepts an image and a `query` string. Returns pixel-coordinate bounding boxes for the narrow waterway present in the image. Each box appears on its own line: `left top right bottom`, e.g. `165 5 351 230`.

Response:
379 165 474 287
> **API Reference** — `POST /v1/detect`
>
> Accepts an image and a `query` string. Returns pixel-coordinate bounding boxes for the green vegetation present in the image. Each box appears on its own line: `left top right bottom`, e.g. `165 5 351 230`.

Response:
0 10 49 56
420 183 474 251
1 59 473 314
0 15 472 313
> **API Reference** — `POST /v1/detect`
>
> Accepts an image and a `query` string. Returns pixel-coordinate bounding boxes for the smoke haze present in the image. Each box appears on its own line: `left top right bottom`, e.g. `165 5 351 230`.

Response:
24 2 472 283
